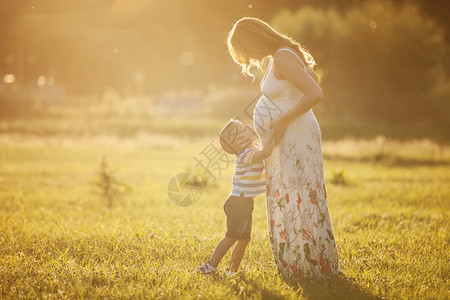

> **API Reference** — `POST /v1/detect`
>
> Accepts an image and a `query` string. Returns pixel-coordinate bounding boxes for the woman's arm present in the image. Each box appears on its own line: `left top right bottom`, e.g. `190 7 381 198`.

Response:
271 50 324 142
306 67 319 84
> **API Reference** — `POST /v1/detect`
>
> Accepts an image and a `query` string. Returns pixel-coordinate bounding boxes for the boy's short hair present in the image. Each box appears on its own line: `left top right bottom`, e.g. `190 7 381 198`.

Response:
218 119 242 154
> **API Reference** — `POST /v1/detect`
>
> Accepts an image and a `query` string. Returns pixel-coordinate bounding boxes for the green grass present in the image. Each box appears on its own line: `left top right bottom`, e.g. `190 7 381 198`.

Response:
0 132 448 299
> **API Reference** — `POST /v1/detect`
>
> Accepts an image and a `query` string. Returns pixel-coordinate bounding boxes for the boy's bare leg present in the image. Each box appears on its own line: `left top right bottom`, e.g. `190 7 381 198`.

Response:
209 237 237 268
228 239 249 272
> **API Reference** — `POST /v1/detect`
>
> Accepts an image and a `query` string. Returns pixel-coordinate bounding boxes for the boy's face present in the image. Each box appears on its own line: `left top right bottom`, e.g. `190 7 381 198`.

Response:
221 121 257 154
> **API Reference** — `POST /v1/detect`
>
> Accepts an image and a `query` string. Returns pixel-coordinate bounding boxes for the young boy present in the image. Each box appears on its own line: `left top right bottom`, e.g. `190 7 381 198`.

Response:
197 119 275 276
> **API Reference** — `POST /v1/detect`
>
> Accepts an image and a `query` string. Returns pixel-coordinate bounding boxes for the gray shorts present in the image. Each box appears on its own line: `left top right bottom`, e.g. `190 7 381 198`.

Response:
223 193 254 240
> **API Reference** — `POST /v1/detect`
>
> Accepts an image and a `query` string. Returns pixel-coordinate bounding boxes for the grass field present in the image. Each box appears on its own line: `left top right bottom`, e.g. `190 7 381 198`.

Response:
0 115 449 299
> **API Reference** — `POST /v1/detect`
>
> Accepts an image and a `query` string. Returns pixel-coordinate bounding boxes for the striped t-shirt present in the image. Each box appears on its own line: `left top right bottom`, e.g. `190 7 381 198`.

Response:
230 145 266 197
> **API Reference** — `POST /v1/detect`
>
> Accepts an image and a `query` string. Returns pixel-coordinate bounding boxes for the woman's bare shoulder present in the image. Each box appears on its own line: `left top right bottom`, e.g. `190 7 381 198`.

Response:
272 48 304 77
273 48 304 68
273 48 319 83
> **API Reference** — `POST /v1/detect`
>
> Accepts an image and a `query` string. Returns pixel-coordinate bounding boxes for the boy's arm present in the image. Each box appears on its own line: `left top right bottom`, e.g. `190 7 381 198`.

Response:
252 134 276 163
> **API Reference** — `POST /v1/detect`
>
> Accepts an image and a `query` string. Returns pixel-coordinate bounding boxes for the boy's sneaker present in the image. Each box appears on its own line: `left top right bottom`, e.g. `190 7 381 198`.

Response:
197 262 217 276
225 269 236 276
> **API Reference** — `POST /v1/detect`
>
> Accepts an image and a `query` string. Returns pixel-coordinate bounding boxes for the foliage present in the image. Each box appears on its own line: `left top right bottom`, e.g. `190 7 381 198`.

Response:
272 0 450 125
92 155 130 208
331 169 347 185
2 93 449 142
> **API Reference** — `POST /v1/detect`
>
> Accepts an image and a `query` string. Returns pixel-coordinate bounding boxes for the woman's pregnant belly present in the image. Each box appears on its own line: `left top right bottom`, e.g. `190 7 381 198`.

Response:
253 95 311 142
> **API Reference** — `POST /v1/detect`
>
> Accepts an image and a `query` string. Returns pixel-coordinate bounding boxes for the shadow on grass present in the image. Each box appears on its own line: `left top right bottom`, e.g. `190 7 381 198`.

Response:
293 276 380 300
233 274 380 300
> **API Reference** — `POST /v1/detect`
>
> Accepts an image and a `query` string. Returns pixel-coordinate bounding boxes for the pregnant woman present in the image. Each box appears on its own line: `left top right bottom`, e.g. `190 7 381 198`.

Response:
227 17 342 280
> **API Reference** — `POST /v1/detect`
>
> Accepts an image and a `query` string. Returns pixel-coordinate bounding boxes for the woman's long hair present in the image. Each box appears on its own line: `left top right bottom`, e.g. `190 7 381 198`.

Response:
227 17 315 79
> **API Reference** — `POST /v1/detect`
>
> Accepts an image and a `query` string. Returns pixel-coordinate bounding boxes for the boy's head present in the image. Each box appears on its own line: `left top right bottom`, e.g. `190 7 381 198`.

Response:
218 119 257 154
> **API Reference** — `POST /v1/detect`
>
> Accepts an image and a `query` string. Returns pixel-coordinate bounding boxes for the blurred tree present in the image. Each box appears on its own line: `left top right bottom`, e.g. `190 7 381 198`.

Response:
0 0 448 127
272 0 449 125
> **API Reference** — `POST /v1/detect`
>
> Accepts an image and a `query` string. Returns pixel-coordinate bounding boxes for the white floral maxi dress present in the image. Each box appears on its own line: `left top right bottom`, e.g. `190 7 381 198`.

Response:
254 48 339 280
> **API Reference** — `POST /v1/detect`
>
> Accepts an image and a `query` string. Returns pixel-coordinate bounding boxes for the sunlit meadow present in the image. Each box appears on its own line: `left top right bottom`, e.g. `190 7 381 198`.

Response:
0 109 448 298
1 0 449 299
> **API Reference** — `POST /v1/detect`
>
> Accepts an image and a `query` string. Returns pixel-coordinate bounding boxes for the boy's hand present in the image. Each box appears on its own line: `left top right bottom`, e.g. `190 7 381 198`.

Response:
252 130 277 163
270 117 289 145
263 130 276 153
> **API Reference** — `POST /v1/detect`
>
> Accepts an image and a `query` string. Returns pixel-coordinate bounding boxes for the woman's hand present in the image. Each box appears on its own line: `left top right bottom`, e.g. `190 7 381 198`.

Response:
270 117 289 144
263 129 276 152
252 129 277 163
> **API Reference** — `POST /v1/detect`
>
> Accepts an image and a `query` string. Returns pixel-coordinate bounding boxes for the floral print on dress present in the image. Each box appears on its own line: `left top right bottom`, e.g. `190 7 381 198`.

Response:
255 94 340 280
256 46 340 280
